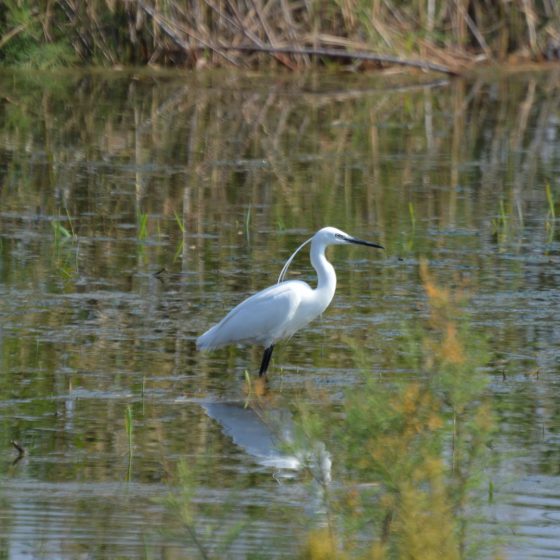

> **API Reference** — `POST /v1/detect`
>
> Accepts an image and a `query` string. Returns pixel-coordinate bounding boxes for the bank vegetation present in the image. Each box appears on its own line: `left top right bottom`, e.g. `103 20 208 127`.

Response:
1 0 560 74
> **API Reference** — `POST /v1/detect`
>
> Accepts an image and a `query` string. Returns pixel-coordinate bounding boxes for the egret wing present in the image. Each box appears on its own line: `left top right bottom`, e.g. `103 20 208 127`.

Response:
197 281 308 349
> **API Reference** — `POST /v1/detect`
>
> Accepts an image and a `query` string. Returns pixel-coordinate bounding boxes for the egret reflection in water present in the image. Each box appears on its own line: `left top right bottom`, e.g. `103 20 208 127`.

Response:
202 401 331 483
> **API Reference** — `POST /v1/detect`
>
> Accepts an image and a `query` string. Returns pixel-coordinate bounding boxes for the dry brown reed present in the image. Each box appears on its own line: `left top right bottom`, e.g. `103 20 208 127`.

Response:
1 1 560 72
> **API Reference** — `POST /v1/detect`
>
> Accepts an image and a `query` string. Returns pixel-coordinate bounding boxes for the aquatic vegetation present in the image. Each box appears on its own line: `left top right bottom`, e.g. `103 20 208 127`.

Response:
174 211 186 235
545 181 556 245
491 199 509 246
125 405 134 456
408 201 416 233
137 212 149 242
51 221 72 242
546 182 556 220
125 405 134 481
51 209 76 242
244 204 252 245
172 210 186 263
51 213 79 282
491 198 525 250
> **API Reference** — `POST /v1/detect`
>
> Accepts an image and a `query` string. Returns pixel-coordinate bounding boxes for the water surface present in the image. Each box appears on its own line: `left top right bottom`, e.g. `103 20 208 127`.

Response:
0 68 559 558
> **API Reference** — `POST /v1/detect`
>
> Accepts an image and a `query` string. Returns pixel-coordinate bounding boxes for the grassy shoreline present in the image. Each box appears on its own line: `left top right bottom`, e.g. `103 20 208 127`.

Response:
1 1 559 74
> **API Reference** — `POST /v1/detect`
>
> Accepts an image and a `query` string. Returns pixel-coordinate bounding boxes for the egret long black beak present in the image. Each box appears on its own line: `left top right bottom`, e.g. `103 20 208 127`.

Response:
348 237 384 249
337 233 384 249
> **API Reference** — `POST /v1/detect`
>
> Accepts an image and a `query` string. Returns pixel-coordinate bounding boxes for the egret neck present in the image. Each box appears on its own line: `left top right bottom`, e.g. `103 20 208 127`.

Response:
310 236 337 312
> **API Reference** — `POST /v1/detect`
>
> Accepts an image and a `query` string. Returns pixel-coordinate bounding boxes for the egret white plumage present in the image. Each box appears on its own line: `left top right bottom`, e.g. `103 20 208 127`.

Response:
197 226 383 376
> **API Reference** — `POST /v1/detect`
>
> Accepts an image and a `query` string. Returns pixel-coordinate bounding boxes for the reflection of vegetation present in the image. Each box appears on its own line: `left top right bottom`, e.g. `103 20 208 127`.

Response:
297 262 495 559
1 71 557 274
402 201 417 252
163 461 246 560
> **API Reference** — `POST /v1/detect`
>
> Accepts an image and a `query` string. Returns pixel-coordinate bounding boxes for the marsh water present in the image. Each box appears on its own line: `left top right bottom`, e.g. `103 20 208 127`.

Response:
0 67 559 559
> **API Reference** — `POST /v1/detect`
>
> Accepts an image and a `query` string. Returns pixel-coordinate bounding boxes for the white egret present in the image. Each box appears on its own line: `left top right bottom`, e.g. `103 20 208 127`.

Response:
197 226 383 376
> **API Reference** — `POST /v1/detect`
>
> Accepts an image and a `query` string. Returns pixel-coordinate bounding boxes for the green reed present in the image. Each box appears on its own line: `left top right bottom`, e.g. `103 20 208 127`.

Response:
125 404 134 482
545 181 556 245
137 212 149 241
125 405 134 455
51 212 79 281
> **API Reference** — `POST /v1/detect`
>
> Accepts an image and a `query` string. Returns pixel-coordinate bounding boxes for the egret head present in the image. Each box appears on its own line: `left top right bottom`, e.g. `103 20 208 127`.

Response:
278 226 383 284
315 226 384 249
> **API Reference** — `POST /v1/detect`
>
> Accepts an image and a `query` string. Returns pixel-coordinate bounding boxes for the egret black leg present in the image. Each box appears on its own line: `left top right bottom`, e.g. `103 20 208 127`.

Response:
259 345 274 377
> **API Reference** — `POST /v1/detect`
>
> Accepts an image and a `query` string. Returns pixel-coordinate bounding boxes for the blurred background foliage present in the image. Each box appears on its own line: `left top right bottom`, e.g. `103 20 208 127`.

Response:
1 0 559 71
